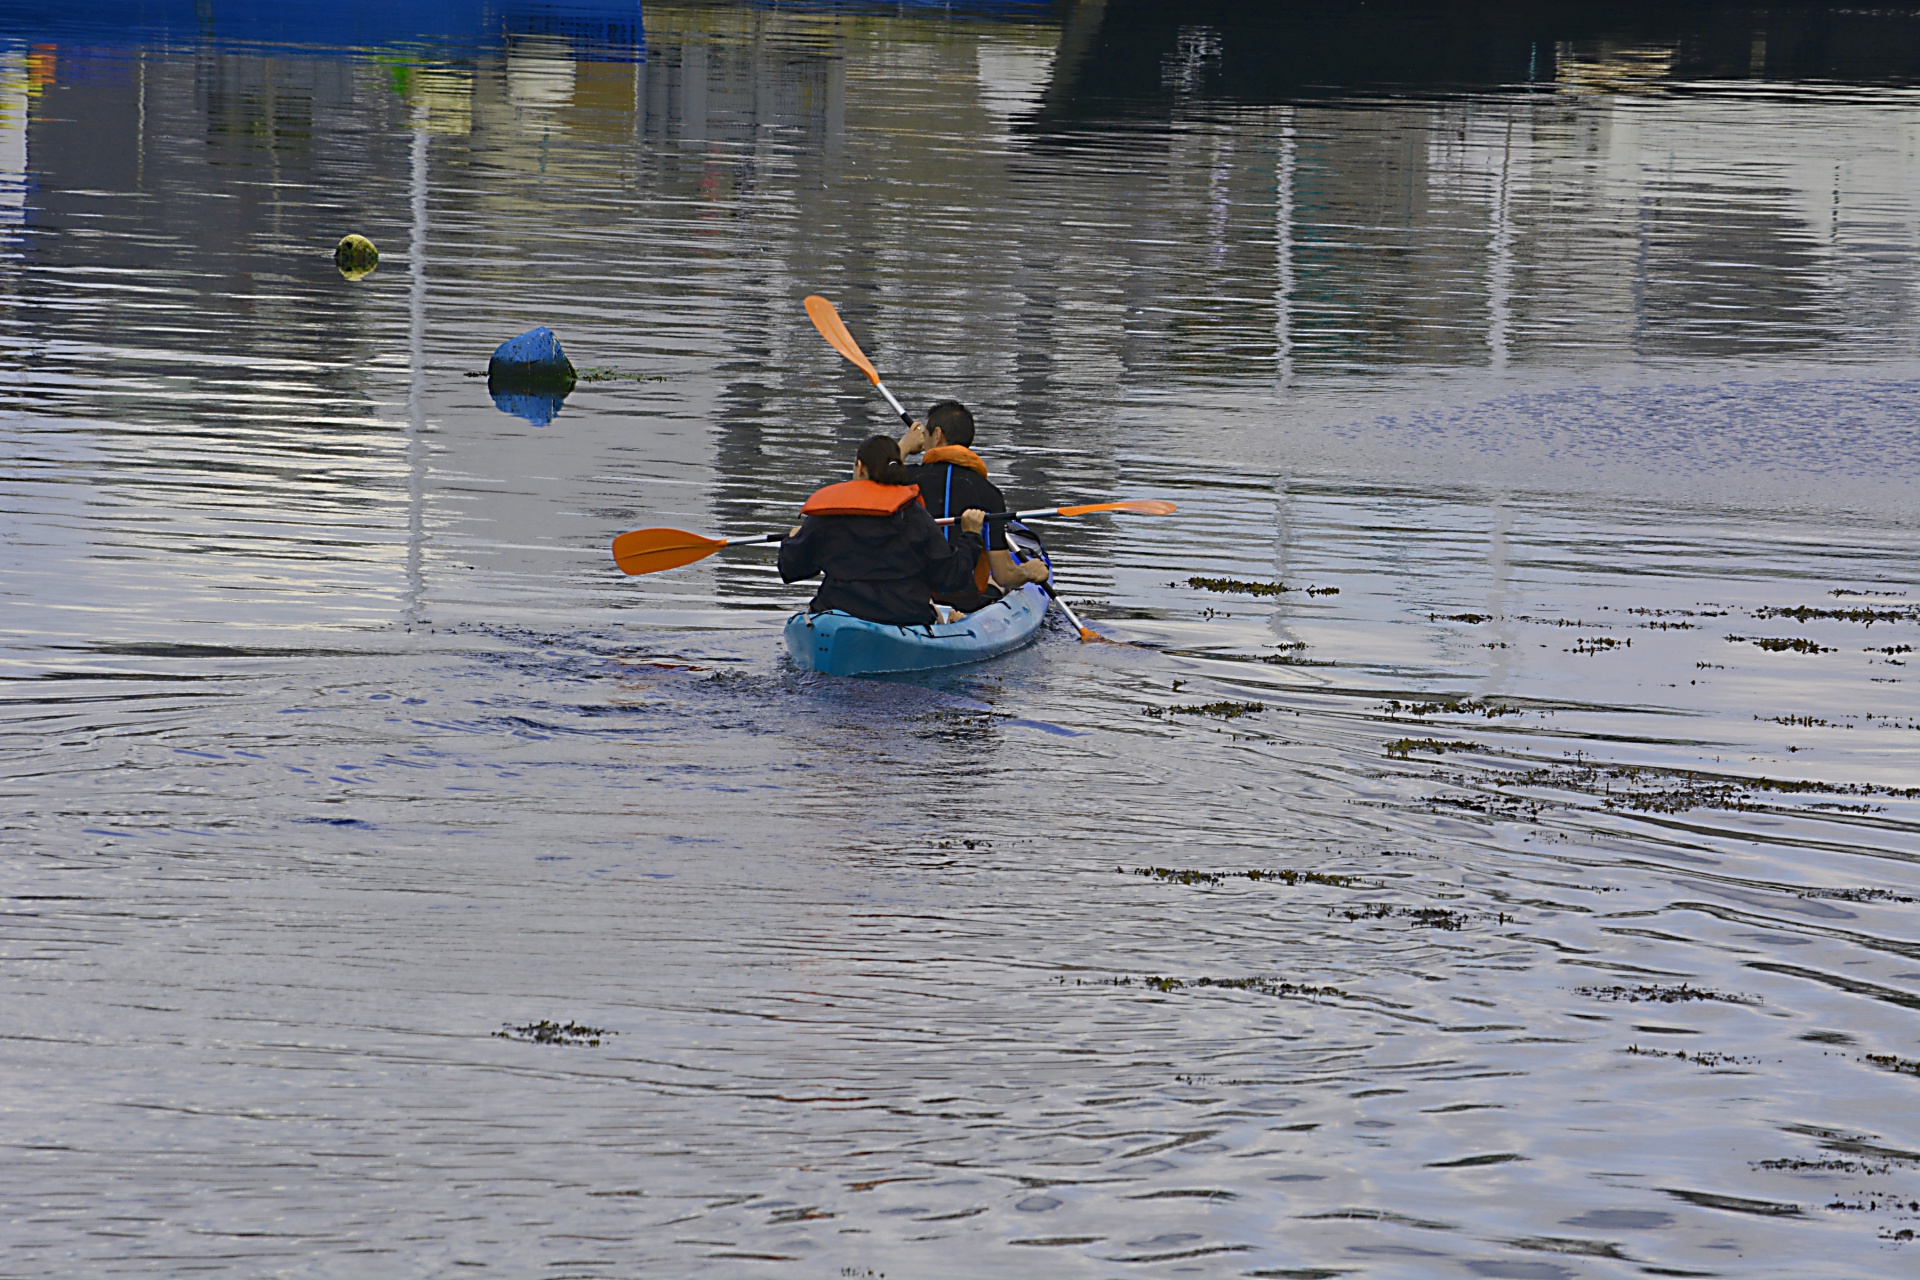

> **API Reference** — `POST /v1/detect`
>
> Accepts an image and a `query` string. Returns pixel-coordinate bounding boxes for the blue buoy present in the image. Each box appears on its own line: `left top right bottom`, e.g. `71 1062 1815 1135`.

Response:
487 326 576 392
486 326 575 426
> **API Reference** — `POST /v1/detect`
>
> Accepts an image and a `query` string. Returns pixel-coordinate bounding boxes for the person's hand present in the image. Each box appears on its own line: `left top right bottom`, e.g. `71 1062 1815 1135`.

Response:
788 525 801 537
899 422 930 456
1024 559 1050 584
959 508 986 535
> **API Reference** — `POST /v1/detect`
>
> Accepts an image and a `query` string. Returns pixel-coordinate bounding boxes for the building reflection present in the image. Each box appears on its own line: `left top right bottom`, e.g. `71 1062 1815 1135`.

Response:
5 0 1920 612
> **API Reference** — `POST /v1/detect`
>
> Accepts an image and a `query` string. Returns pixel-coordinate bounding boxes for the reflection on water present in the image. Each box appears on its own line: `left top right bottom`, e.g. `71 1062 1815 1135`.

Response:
3 2 1919 1276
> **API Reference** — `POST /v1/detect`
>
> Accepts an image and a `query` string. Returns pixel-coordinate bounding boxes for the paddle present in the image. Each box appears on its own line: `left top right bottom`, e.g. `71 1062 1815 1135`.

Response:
611 527 783 577
610 500 1176 577
804 295 913 426
958 499 1177 524
996 521 1122 645
1025 564 1116 645
968 503 1172 644
1042 585 1107 644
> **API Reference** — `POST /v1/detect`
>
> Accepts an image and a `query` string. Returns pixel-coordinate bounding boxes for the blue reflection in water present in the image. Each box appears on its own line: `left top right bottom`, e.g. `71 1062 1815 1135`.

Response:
488 385 570 426
0 0 648 59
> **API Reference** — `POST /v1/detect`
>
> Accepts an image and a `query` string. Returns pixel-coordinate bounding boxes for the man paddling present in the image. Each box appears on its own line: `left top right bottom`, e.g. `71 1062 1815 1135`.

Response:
899 400 1049 613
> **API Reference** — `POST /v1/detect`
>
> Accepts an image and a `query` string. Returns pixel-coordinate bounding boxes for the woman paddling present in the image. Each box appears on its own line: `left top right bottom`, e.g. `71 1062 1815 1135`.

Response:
779 435 988 627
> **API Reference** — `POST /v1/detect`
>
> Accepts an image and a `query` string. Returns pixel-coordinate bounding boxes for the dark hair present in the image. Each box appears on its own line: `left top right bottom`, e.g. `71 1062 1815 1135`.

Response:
925 399 974 448
857 433 913 485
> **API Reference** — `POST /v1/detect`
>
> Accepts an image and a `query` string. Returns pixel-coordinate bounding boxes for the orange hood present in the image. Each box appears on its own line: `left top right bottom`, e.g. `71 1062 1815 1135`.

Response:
801 479 923 517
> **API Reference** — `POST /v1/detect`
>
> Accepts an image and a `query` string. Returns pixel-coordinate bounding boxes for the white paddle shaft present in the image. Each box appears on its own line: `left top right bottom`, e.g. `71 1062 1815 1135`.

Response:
874 378 911 425
934 505 1065 527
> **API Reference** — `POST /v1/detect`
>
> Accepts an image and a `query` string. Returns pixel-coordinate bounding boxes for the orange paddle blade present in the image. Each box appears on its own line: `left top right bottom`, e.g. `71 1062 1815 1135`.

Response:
611 527 727 576
803 295 881 386
1056 499 1178 518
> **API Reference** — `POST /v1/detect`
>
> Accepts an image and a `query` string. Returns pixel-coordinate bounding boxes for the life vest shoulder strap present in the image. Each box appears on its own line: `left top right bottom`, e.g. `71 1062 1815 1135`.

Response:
801 479 922 517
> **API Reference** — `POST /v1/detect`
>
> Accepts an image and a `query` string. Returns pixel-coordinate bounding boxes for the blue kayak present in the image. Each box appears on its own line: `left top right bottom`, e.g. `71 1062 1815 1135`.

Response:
785 582 1050 676
784 521 1054 677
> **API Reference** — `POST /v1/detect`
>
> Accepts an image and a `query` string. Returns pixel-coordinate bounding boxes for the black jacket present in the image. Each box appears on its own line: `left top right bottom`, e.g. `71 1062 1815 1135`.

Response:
778 502 986 626
903 460 1010 611
903 461 1009 552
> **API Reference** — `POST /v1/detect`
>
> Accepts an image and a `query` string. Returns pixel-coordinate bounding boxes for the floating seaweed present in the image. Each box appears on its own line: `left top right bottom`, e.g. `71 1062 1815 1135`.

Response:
494 1019 613 1047
1253 640 1321 666
1865 1053 1920 1076
1130 974 1347 1000
1382 697 1521 718
1755 1157 1880 1173
1333 903 1481 929
1479 758 1920 817
1145 700 1265 720
1130 865 1222 886
576 367 668 382
1386 737 1477 759
1430 612 1490 623
1800 887 1915 903
1626 1045 1759 1067
1756 605 1918 626
1577 984 1760 1005
1569 636 1630 654
1135 866 1352 888
1427 791 1545 822
1247 867 1362 888
1187 576 1289 596
1728 635 1835 654
1125 865 1364 889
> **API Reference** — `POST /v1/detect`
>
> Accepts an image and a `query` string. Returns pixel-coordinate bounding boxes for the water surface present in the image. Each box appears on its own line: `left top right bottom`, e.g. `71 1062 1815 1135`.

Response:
4 2 1920 1275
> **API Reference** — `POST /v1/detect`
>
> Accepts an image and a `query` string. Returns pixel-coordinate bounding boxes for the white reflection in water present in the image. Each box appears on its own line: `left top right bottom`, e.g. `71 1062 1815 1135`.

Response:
0 47 26 230
406 114 428 629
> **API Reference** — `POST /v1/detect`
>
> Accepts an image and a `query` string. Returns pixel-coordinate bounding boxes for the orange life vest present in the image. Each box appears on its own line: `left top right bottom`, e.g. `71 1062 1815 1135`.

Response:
921 444 989 477
800 479 923 517
919 446 994 593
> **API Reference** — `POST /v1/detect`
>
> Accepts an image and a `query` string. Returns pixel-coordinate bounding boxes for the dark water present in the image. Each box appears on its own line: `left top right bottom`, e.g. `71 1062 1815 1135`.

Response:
4 2 1920 1275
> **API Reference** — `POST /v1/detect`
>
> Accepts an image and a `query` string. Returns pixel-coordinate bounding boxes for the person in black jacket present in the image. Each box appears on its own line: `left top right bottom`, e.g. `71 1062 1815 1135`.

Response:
778 435 988 627
899 399 1048 612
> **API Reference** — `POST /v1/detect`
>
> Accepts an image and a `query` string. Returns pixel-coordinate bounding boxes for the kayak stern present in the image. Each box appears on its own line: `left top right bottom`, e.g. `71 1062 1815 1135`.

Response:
784 584 1049 677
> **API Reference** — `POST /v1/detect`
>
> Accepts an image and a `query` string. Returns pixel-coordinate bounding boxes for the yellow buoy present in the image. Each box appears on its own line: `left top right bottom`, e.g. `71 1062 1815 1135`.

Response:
334 234 379 281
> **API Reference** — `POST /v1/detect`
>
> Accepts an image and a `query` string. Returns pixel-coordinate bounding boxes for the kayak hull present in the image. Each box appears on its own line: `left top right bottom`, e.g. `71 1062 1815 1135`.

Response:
784 584 1050 677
